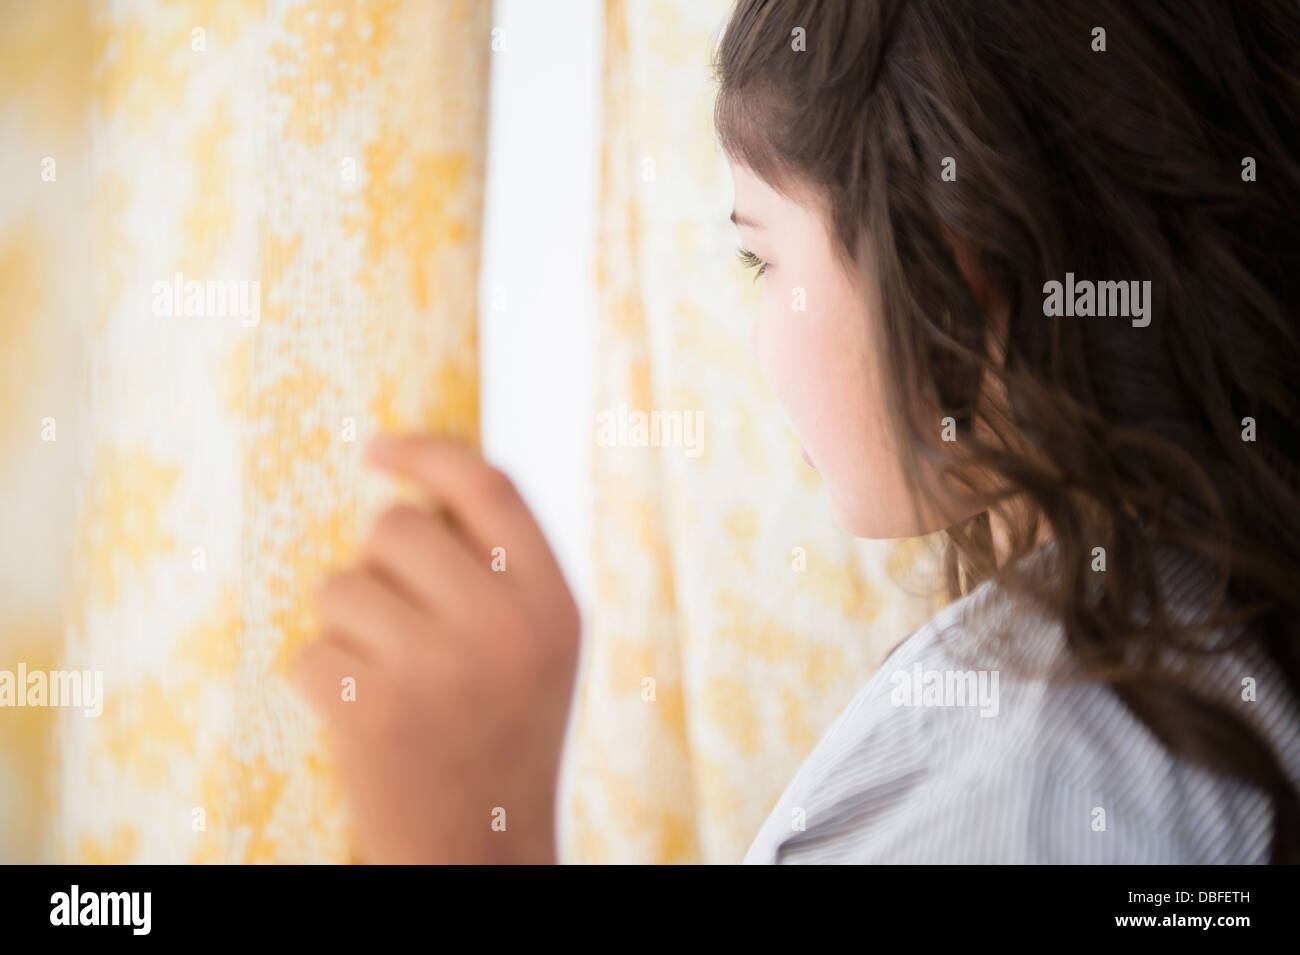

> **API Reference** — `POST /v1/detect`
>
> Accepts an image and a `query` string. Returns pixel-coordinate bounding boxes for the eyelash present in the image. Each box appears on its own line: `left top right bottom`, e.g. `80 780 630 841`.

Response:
736 247 769 280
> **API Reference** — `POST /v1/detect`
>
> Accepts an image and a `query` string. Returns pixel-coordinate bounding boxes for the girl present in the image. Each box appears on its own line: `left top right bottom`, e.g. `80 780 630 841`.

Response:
293 0 1300 863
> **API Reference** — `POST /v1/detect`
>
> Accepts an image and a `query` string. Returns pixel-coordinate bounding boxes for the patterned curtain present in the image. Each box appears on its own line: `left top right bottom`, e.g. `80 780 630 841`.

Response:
0 0 92 864
0 0 489 863
560 0 944 863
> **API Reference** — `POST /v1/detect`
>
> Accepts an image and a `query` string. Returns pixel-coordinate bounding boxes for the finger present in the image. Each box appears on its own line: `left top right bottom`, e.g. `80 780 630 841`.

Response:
291 637 373 723
361 503 495 613
317 566 426 659
364 434 561 587
316 624 373 663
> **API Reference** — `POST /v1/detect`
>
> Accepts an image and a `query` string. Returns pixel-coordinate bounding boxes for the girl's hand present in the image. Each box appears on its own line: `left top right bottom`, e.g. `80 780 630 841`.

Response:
292 434 581 864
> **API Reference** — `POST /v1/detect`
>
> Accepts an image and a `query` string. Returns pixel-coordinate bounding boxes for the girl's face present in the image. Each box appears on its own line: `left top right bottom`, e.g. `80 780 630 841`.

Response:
728 160 940 539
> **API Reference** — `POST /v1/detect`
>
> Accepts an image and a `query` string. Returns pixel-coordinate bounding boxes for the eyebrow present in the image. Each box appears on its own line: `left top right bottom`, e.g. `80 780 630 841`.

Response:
729 209 763 229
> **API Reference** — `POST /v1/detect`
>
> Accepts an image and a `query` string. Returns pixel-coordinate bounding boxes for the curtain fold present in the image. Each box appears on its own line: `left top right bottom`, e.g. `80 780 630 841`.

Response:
47 0 488 863
562 0 944 863
0 0 93 864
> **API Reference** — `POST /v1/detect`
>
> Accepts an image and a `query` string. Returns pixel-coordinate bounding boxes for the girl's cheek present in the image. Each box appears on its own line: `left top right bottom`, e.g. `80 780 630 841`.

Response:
757 299 825 431
754 297 795 395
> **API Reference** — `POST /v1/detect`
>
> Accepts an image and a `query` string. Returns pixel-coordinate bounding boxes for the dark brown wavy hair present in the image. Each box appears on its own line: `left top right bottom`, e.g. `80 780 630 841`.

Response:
714 0 1300 861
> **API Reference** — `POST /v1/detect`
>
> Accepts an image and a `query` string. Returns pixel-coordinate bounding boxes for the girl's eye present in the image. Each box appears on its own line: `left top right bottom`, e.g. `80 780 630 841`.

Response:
736 247 768 280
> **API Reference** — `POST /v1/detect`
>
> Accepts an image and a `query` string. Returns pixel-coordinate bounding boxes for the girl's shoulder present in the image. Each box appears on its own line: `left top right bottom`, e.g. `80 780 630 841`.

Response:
744 552 1297 863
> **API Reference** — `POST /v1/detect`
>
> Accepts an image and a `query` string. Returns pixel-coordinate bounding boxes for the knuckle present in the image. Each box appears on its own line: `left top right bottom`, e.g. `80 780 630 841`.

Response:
318 567 379 624
486 604 564 681
317 569 355 615
367 503 419 553
480 465 519 508
294 644 344 714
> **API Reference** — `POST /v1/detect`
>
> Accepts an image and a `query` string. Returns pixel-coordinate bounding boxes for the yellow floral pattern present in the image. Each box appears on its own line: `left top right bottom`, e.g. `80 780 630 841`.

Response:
0 0 93 862
560 0 945 863
0 0 489 863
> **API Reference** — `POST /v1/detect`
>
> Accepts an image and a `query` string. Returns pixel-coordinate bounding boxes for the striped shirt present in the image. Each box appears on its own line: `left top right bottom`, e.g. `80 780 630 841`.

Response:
743 545 1300 863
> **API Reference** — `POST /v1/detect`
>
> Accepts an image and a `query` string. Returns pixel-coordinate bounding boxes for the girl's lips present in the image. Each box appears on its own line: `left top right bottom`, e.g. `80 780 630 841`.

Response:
801 444 816 469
